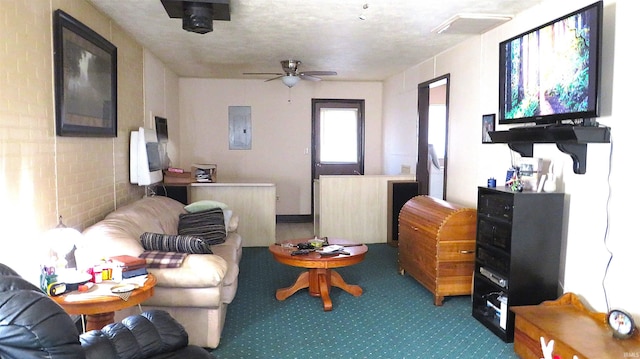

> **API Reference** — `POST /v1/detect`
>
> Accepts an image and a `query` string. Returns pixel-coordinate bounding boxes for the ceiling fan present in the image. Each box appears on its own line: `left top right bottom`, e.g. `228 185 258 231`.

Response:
243 60 337 88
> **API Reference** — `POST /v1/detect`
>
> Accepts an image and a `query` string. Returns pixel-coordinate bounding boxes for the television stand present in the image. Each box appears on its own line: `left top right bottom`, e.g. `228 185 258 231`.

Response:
488 125 611 174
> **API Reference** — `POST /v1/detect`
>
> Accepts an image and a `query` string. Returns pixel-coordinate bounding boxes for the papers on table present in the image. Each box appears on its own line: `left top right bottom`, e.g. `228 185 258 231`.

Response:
319 245 344 254
63 275 148 302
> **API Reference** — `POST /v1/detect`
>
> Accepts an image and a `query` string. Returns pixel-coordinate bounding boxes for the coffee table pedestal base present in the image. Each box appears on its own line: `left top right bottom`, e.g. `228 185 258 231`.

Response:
276 268 362 311
85 312 115 331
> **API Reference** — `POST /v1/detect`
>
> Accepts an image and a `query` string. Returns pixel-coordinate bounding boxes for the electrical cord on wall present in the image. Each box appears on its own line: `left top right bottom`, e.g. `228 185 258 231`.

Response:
145 185 160 197
601 130 614 312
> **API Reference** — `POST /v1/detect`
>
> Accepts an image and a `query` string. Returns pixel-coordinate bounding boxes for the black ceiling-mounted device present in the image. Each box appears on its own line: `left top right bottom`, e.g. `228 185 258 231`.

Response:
160 0 230 34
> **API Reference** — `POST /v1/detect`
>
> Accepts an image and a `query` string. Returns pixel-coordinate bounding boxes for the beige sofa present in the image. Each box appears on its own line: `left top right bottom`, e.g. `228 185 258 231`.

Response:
75 196 241 349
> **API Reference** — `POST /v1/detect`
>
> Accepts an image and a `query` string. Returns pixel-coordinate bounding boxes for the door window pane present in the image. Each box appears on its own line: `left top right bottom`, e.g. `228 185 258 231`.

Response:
319 108 358 163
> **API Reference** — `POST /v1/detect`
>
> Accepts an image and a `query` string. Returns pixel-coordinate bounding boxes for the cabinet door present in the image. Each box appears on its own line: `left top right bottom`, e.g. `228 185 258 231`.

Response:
477 217 511 252
478 191 513 222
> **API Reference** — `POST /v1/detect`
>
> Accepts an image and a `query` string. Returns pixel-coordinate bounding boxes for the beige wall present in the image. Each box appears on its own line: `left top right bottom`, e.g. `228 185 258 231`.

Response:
178 79 383 215
143 49 180 166
0 0 147 279
383 0 640 319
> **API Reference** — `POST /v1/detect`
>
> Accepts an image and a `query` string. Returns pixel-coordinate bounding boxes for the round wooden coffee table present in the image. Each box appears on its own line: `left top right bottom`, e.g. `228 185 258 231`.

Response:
269 238 368 311
51 274 156 331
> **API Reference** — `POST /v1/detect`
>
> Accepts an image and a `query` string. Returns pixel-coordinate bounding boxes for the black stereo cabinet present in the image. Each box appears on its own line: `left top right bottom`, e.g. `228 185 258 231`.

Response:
472 186 565 342
156 184 189 204
387 180 419 247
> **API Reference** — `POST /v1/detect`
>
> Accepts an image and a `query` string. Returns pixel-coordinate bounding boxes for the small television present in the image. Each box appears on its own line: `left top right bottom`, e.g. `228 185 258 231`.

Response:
129 127 163 186
498 1 603 126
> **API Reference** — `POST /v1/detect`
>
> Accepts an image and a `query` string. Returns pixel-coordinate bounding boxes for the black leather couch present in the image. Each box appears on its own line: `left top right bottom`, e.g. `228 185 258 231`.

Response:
0 263 213 359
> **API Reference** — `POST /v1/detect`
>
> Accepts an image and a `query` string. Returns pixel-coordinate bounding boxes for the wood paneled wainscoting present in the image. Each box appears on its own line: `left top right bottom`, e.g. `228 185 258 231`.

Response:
191 183 276 247
315 175 415 244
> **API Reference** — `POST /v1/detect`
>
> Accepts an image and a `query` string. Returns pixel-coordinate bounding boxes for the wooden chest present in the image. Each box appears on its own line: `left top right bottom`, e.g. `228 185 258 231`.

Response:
398 195 477 305
512 293 640 359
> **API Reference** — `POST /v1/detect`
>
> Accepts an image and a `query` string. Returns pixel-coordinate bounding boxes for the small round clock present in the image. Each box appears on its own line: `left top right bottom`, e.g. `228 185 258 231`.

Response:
608 309 636 339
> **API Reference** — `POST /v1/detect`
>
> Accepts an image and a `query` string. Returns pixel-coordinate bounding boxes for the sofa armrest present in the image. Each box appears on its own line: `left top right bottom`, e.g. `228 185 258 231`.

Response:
76 221 146 271
0 274 83 359
228 214 239 233
149 254 228 288
80 310 211 359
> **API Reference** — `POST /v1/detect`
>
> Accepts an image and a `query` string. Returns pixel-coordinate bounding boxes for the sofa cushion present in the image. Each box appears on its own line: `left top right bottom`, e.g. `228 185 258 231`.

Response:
140 232 213 254
184 200 228 213
149 254 228 288
178 208 226 245
106 196 187 235
210 233 241 268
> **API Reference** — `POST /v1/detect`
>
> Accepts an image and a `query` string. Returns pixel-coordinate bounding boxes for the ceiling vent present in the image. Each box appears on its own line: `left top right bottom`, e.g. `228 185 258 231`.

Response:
160 0 230 34
432 13 513 34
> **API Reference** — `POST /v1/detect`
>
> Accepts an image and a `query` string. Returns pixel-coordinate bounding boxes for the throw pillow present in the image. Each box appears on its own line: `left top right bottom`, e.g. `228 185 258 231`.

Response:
227 212 239 232
178 208 227 245
184 200 228 213
223 209 233 232
140 232 213 254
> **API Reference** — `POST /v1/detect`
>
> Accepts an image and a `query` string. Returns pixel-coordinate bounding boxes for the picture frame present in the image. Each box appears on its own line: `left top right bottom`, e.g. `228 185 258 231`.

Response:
482 114 495 143
53 10 117 137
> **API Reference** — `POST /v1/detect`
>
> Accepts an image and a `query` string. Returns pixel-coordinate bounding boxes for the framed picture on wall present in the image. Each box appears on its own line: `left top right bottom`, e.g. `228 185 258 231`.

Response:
482 114 495 143
53 10 117 137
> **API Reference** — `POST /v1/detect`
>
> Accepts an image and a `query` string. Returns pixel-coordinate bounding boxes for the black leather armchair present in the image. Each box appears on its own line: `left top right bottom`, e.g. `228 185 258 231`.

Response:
0 263 212 359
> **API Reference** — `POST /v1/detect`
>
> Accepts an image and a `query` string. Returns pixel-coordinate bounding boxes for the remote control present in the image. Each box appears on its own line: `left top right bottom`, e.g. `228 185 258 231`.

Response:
291 249 312 256
297 243 314 250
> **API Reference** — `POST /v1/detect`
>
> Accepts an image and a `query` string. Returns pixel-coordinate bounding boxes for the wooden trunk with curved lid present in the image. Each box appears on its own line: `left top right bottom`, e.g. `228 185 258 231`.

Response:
398 195 477 306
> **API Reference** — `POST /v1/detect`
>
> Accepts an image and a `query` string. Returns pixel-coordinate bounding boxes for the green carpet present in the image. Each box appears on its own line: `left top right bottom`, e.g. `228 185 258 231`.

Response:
211 244 518 358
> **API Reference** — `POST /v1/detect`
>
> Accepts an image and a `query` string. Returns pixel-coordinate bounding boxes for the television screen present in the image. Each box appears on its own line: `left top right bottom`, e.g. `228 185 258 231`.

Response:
146 142 162 171
498 1 602 125
155 116 168 143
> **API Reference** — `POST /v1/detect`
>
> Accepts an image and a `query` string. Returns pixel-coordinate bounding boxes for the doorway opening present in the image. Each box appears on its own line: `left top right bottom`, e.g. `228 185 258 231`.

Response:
310 99 364 221
311 99 365 180
417 75 449 200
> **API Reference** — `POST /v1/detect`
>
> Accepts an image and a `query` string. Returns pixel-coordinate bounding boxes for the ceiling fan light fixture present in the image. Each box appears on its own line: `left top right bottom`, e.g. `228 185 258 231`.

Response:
282 75 300 88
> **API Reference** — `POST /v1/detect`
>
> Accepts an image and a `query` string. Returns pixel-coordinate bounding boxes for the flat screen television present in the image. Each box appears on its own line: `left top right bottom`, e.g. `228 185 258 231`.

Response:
498 1 602 126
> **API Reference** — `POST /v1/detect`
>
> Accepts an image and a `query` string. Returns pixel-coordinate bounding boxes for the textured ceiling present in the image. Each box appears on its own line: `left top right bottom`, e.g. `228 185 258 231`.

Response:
87 0 543 81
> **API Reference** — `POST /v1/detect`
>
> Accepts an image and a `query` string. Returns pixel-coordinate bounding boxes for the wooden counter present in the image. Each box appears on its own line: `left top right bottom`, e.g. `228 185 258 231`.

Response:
190 183 276 247
316 175 415 244
512 293 640 359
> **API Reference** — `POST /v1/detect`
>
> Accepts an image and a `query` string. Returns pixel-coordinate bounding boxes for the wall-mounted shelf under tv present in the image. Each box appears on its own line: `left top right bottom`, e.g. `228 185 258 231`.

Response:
488 125 611 174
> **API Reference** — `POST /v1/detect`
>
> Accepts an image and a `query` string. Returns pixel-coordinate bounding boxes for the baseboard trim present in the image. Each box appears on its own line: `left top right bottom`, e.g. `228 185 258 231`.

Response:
276 215 313 223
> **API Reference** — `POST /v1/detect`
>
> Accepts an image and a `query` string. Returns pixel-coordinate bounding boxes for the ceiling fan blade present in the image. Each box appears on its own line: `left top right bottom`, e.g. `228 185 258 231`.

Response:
243 72 284 76
300 71 337 76
265 75 285 82
299 74 322 82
